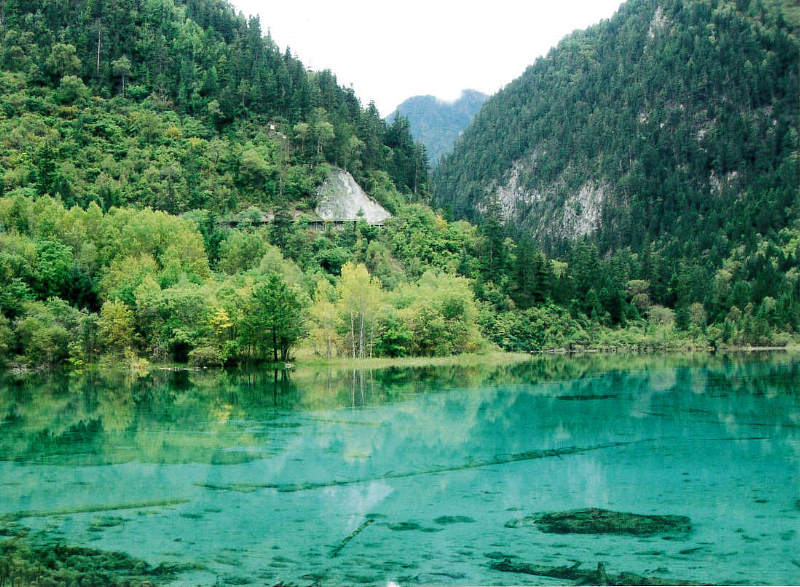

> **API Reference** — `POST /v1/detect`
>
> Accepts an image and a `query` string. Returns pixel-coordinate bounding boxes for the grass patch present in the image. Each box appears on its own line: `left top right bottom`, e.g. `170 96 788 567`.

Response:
294 351 533 371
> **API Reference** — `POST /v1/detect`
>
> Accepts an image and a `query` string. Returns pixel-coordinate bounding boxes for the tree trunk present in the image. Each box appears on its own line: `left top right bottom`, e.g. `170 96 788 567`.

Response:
96 28 101 77
369 321 374 358
359 315 365 358
350 311 356 358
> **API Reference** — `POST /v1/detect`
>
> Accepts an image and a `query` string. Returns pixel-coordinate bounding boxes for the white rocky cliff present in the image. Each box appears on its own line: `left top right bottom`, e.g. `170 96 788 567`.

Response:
314 168 392 224
489 157 609 241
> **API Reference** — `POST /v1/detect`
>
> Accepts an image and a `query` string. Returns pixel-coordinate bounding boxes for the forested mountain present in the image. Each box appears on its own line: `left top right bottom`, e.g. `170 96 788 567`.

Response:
436 0 798 247
434 0 799 341
387 90 487 163
435 0 797 252
0 0 798 370
0 0 428 212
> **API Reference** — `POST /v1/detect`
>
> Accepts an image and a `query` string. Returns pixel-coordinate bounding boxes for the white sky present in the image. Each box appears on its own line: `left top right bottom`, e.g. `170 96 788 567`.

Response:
230 0 625 115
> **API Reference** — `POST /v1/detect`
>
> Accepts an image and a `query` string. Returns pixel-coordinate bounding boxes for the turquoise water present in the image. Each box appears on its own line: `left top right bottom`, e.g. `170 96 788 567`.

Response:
1 353 799 585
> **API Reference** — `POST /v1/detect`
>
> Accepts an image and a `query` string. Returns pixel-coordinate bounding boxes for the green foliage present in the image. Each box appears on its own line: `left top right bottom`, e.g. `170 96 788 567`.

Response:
391 272 482 356
14 298 86 366
432 0 799 348
188 344 226 368
0 0 796 368
34 240 74 298
481 305 587 352
383 204 478 278
45 43 81 78
374 312 412 358
217 230 270 274
0 313 13 363
240 274 306 362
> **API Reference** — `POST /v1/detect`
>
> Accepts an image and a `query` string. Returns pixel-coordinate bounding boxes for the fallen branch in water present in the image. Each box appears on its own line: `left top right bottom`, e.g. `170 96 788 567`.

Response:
196 439 649 493
330 519 373 557
505 508 691 536
0 498 189 522
491 559 697 585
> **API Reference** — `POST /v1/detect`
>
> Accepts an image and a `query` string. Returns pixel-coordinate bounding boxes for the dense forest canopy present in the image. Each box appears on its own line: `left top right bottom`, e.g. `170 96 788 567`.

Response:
433 0 799 344
435 0 798 252
0 0 429 210
0 0 798 370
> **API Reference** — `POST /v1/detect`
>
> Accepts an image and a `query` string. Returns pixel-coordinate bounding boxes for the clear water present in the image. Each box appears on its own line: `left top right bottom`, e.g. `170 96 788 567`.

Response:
1 353 799 586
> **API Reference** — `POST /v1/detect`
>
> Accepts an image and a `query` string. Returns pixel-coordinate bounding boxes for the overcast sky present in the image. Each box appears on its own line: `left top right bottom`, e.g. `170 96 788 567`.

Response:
230 0 625 115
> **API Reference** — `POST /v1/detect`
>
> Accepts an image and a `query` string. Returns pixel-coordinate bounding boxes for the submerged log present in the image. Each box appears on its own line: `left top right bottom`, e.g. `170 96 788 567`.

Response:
491 559 697 585
330 519 373 557
196 440 649 493
506 508 691 536
0 498 190 522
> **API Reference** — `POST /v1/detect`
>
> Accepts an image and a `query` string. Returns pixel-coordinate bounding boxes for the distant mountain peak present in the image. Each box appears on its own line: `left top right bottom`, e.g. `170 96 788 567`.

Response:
387 90 488 163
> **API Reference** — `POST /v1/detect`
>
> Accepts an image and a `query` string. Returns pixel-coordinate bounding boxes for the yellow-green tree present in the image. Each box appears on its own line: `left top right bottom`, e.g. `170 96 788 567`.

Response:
209 307 233 342
308 279 339 359
336 263 383 358
98 300 135 353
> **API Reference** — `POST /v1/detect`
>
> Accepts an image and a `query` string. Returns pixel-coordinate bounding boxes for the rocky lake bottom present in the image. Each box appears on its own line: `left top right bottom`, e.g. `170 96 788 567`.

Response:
1 353 799 585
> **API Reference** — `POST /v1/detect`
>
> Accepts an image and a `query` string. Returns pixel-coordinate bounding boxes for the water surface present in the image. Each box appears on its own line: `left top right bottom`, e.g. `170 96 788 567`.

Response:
1 353 799 585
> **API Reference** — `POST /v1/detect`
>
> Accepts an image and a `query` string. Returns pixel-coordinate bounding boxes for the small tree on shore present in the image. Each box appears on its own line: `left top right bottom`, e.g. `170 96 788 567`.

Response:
242 274 305 362
336 262 383 358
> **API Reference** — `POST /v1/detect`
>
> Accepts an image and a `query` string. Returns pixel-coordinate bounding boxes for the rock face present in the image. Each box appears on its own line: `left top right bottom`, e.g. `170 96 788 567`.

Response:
505 508 691 536
314 168 391 225
490 158 609 241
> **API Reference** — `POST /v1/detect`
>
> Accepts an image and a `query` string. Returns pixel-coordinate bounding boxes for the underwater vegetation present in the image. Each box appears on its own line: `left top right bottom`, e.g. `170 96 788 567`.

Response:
0 524 191 587
0 353 798 585
505 508 692 536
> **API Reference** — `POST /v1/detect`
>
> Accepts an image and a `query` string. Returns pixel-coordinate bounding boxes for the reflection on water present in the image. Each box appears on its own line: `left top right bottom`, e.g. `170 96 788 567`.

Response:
1 352 799 585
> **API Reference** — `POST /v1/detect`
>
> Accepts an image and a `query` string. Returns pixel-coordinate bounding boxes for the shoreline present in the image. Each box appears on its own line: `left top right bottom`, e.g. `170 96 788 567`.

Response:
2 345 798 378
292 345 800 371
536 344 800 354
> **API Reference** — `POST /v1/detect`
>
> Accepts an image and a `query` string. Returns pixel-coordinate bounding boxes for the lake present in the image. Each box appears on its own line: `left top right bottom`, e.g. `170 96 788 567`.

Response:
1 353 799 585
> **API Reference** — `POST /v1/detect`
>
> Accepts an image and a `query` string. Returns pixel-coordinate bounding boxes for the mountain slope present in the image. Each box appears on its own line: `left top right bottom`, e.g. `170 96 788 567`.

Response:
0 0 428 213
433 0 799 256
1 0 799 372
387 90 487 163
